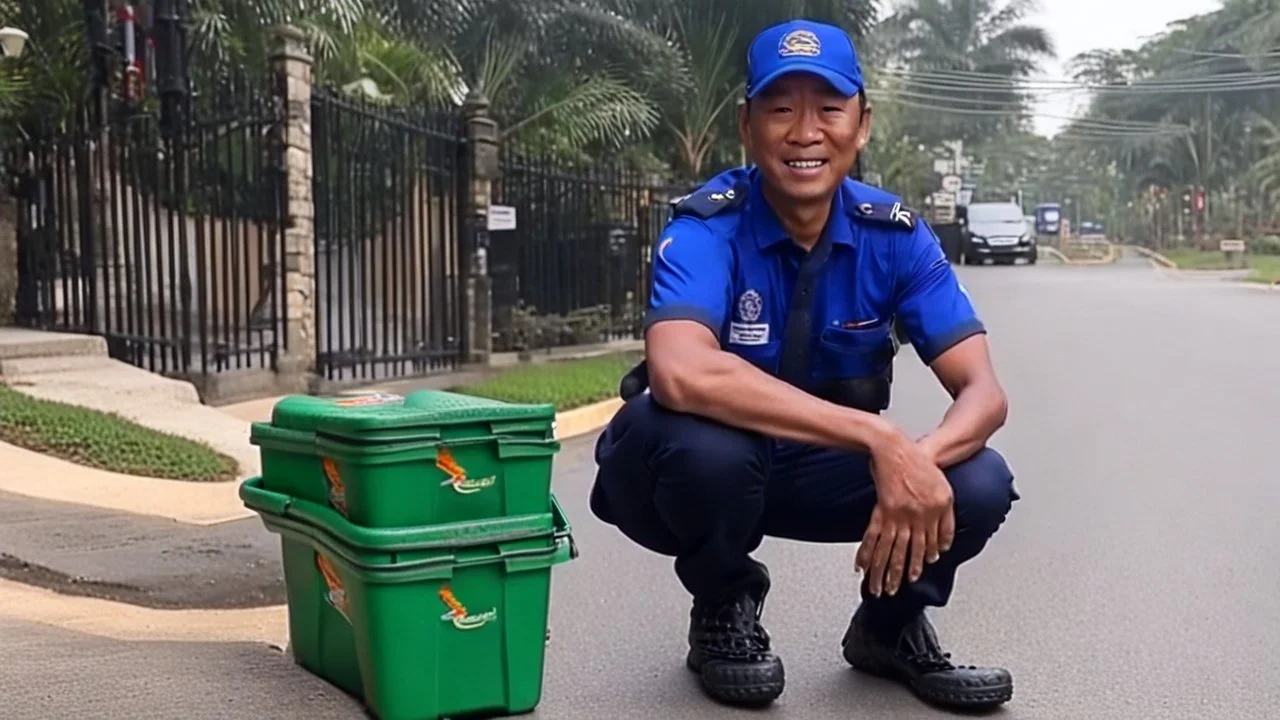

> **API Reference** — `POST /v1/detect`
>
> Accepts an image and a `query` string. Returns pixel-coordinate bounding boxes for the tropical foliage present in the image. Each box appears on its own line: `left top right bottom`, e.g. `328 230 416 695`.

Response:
1030 0 1280 246
5 0 1280 249
0 0 878 175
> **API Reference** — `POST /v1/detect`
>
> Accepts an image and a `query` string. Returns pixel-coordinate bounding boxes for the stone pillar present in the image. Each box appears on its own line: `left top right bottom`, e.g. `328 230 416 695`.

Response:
463 89 500 364
0 192 16 326
270 25 316 391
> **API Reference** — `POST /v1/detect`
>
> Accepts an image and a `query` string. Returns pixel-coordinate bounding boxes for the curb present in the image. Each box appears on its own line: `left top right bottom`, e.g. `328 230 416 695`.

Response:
1125 244 1177 268
0 577 288 646
0 397 625 526
1039 247 1070 263
1040 241 1116 265
554 398 622 440
1130 244 1279 291
1064 241 1117 265
1151 264 1280 292
0 440 253 526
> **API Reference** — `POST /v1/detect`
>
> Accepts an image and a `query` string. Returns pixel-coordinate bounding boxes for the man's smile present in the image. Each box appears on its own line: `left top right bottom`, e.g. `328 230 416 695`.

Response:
784 158 829 176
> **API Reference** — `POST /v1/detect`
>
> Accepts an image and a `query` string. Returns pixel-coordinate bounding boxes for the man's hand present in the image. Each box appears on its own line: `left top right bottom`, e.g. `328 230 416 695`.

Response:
855 433 956 597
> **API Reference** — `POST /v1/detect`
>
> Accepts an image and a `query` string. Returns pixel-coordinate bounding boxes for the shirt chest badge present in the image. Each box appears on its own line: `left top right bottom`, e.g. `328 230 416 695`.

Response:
729 289 769 346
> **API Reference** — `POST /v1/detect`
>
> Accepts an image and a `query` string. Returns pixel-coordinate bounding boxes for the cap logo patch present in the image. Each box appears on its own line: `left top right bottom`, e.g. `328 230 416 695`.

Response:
779 29 821 58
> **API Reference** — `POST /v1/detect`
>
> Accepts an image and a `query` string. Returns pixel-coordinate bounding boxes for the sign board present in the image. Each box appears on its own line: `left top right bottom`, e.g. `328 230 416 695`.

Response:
940 174 962 192
487 205 517 231
933 159 953 174
957 189 973 206
931 192 956 223
1220 239 1246 253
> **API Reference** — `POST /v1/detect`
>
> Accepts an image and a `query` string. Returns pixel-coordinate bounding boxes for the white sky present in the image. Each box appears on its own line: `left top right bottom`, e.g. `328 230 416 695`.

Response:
1023 0 1225 135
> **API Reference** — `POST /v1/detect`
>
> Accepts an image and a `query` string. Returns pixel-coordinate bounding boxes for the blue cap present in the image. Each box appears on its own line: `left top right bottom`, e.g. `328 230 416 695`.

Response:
746 20 864 99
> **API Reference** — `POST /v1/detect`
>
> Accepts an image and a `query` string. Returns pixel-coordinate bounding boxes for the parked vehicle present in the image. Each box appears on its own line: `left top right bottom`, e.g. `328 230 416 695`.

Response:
962 202 1037 265
1034 202 1061 236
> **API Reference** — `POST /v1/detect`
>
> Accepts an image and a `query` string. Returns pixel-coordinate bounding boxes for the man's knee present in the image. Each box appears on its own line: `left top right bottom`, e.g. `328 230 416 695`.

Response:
946 447 1018 534
594 395 768 507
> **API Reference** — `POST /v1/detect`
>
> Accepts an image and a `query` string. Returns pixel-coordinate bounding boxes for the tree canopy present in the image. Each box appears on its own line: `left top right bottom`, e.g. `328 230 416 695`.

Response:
3 0 1277 248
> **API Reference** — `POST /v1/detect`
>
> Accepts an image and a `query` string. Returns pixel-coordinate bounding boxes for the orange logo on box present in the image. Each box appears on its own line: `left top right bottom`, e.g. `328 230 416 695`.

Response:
322 457 349 514
435 446 496 495
334 392 403 407
438 586 496 631
316 553 351 622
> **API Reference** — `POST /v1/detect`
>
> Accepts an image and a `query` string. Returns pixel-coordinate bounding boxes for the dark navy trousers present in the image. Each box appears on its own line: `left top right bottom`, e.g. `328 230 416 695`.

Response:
589 394 1019 618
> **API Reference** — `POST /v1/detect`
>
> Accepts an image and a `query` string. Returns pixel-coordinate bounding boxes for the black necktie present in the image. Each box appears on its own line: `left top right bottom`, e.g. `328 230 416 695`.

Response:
776 232 833 389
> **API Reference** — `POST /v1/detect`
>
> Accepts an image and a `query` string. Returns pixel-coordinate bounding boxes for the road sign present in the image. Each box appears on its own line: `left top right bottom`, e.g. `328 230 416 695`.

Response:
1220 239 1245 252
487 205 517 231
957 189 973 206
931 192 956 223
940 174 962 192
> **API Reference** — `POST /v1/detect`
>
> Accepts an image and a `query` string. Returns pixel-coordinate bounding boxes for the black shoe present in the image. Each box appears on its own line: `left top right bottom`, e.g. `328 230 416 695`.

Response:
841 604 1013 710
686 587 785 707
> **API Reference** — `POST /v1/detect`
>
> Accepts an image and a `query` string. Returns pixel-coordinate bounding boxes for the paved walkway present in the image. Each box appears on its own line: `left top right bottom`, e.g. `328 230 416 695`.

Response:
3 261 1280 718
0 328 262 478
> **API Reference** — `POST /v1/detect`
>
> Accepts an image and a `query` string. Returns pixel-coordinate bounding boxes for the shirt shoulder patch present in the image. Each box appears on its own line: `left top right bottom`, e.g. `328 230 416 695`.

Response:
671 183 747 220
853 201 917 230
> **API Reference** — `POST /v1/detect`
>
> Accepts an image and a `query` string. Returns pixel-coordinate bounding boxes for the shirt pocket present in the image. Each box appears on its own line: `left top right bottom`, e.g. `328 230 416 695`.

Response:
814 323 895 381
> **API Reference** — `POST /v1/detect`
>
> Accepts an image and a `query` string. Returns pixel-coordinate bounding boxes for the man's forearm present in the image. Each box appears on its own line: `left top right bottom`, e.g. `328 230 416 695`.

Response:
651 349 900 455
918 382 1008 468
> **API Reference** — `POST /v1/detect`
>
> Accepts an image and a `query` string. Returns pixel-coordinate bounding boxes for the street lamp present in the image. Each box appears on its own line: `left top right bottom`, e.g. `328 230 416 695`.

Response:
0 27 28 59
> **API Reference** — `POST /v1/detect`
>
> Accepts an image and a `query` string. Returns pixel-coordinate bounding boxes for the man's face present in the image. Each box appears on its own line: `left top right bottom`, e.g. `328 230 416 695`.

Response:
739 72 871 204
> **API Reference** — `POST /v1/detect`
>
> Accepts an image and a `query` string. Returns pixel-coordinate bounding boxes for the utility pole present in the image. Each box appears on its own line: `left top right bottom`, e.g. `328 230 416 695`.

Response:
1204 94 1212 244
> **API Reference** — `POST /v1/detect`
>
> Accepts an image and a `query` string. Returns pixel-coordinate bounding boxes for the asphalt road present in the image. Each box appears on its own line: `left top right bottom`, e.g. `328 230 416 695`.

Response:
7 254 1280 719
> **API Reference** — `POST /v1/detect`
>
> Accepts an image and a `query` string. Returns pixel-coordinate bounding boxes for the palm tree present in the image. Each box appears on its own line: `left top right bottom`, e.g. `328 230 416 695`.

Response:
873 0 1055 147
556 0 880 178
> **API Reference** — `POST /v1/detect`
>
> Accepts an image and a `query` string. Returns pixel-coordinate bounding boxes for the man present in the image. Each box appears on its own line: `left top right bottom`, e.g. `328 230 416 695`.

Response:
589 18 1019 712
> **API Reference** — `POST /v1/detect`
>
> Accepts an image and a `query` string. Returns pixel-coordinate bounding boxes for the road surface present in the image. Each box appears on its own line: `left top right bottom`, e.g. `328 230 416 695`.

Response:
7 254 1280 719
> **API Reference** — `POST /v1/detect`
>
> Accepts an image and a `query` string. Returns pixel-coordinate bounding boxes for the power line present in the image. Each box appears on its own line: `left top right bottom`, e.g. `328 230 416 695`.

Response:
1168 48 1280 59
875 64 1280 86
872 70 1280 94
869 87 1196 131
866 94 1193 137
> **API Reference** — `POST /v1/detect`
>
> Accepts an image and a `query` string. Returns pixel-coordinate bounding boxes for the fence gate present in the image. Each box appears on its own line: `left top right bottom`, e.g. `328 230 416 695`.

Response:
310 89 467 384
10 84 288 379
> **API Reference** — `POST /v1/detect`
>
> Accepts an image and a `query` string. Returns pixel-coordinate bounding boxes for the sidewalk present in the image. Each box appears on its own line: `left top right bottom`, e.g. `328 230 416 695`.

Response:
2 617 363 719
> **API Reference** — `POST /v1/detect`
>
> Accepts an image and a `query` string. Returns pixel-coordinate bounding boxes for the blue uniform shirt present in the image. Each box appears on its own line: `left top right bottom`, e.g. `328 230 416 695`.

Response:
646 167 985 394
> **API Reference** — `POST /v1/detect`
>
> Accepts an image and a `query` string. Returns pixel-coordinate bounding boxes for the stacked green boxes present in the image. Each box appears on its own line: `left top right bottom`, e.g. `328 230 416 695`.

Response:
243 389 576 720
250 389 558 527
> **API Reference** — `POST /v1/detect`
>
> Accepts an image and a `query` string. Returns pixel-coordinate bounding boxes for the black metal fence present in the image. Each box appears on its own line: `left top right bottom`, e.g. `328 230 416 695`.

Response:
8 73 713 383
490 151 680 352
310 89 467 383
10 81 287 377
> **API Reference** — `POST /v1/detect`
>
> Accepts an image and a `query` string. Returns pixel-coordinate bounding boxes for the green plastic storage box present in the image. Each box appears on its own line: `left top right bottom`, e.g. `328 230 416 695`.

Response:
241 477 576 720
250 391 558 527
312 433 559 528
